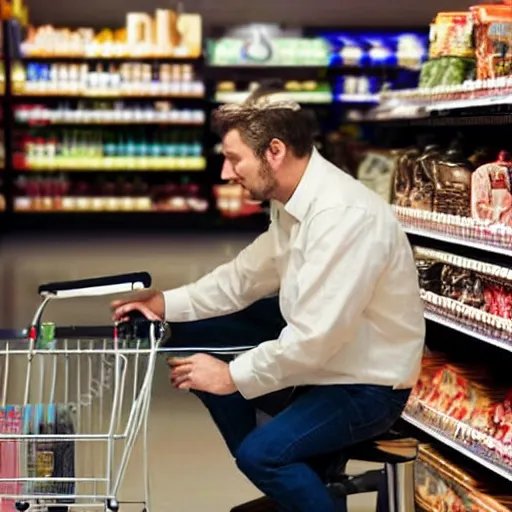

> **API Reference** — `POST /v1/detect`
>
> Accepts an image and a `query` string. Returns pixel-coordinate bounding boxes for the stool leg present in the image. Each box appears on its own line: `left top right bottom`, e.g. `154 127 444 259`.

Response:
384 461 416 512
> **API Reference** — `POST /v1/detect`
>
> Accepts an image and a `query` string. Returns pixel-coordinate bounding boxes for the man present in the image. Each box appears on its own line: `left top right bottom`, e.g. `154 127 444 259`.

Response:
112 84 425 512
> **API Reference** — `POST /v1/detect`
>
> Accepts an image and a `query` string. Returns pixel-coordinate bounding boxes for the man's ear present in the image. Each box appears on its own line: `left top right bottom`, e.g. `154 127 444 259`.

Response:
266 138 286 166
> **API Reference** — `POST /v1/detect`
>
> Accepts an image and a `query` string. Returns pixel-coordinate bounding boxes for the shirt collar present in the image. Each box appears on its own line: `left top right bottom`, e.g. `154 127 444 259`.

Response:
283 146 322 222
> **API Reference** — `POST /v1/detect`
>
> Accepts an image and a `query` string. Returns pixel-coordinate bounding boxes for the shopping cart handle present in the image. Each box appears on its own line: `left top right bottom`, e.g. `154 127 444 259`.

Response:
38 272 152 298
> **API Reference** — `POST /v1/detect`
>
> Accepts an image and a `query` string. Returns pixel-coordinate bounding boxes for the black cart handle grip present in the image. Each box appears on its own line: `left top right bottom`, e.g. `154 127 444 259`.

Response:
38 272 152 298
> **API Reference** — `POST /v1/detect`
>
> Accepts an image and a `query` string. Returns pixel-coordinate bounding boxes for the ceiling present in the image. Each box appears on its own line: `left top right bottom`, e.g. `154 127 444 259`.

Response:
25 0 474 30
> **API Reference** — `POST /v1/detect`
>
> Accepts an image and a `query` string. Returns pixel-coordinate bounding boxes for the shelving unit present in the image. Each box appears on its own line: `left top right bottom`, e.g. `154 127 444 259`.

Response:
386 117 512 497
342 7 512 500
356 83 512 507
0 13 219 226
424 309 512 355
401 224 512 258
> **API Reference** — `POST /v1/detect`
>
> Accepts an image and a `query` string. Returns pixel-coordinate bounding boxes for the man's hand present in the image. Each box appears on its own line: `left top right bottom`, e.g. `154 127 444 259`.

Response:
111 289 165 322
168 354 238 395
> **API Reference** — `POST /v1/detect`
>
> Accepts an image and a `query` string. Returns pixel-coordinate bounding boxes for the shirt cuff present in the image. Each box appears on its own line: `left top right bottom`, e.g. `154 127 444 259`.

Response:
230 350 286 400
162 286 197 322
229 352 259 399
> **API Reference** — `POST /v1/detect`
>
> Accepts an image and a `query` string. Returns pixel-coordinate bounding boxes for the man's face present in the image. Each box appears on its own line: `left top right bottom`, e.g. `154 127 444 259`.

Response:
221 129 278 201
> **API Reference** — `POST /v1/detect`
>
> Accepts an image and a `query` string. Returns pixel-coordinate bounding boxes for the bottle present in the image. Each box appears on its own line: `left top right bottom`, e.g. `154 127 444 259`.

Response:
37 322 56 350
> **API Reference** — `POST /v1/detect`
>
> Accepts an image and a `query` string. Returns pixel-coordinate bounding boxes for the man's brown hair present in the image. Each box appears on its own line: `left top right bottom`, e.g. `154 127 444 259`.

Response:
211 80 318 160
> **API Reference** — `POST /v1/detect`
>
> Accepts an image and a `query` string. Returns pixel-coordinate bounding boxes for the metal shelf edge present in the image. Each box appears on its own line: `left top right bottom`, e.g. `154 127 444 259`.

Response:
402 413 512 482
403 226 512 258
423 310 512 354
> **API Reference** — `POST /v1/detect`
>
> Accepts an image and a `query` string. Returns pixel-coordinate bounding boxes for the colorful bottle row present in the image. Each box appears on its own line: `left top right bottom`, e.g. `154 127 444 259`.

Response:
15 130 204 170
21 10 202 58
13 175 209 213
15 102 205 125
12 62 204 97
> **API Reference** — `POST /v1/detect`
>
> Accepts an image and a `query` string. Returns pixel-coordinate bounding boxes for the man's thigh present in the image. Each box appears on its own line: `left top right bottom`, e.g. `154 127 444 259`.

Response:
166 295 285 351
238 384 410 466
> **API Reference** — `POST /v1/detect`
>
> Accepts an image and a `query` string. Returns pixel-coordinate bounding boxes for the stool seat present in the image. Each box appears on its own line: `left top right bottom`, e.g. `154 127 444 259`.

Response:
319 430 419 485
345 431 419 465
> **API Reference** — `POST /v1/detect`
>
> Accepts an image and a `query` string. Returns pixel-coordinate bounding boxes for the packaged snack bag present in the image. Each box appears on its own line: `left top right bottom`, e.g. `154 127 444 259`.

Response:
429 11 475 59
471 151 512 226
471 4 512 79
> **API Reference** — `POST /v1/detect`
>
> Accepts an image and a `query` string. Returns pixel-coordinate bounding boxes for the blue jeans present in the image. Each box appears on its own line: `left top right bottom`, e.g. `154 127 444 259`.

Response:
167 297 411 512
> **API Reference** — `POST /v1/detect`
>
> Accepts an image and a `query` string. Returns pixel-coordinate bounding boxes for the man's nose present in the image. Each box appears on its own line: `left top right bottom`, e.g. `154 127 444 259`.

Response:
221 159 236 181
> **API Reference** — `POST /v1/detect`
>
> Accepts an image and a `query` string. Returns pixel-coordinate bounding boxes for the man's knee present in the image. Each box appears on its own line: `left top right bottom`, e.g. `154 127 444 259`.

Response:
235 432 279 480
235 439 261 480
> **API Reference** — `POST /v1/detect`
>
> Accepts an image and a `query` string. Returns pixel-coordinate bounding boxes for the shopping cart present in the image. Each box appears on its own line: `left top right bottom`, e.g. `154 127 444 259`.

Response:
0 272 171 512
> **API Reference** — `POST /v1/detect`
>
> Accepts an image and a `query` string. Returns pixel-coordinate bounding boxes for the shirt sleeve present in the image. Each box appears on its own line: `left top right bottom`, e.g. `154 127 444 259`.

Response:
162 223 281 322
229 205 390 399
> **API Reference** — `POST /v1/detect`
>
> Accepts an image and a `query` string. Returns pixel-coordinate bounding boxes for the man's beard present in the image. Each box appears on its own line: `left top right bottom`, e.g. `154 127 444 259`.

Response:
246 159 278 202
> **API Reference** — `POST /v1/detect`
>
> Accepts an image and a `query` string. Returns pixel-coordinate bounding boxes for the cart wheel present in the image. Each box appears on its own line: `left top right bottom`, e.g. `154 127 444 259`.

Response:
14 503 30 512
106 499 119 511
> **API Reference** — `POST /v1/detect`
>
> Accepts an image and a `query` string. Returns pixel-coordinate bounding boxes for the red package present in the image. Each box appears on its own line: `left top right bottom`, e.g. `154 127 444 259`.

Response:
484 286 500 315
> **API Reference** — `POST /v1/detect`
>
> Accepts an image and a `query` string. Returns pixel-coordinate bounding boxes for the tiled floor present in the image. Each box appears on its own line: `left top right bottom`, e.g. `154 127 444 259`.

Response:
0 232 379 511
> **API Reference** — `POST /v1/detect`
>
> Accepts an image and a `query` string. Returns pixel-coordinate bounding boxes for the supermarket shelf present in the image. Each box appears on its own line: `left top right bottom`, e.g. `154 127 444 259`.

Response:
424 309 512 354
207 65 330 81
12 92 205 100
402 225 512 258
15 167 206 173
208 64 328 71
207 64 400 78
362 112 512 127
336 93 379 104
15 157 207 172
402 413 512 483
362 87 512 125
213 91 378 105
214 90 332 104
15 120 205 127
19 55 203 64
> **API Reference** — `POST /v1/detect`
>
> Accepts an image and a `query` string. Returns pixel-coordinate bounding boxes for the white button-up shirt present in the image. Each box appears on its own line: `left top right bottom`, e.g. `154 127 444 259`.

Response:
163 147 425 400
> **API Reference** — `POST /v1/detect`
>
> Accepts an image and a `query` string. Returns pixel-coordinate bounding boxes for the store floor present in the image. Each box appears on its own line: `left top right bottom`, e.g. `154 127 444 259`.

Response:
0 231 379 511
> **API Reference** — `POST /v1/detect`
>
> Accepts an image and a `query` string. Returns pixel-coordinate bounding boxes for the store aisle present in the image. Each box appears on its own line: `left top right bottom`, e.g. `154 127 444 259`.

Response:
0 232 379 511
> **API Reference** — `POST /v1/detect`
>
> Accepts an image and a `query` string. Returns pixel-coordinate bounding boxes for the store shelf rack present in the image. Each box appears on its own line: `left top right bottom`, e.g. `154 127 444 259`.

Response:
402 413 512 484
402 225 512 258
424 309 512 355
0 15 222 229
344 43 512 496
396 218 512 492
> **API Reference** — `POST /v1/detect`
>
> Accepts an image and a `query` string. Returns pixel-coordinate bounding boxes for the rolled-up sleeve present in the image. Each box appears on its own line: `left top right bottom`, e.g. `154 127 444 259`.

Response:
229 205 389 399
163 224 281 322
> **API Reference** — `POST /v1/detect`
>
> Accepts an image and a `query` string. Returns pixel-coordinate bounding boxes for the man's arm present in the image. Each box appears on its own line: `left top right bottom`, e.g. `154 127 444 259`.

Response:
163 222 280 322
228 205 390 399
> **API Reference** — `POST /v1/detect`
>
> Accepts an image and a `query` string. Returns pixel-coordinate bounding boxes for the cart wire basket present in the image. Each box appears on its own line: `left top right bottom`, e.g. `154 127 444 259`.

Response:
0 272 170 512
